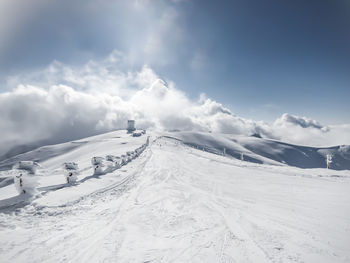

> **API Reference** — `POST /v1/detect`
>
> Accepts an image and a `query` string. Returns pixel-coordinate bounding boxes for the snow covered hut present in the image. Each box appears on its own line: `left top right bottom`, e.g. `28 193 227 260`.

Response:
127 120 136 133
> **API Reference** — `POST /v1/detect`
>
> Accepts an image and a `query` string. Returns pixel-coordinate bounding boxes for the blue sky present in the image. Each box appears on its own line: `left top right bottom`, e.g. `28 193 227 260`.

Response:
0 0 349 123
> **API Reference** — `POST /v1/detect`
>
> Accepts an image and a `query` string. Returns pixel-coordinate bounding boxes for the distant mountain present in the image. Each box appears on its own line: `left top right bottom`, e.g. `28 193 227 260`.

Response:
165 131 350 170
0 140 51 164
1 130 349 171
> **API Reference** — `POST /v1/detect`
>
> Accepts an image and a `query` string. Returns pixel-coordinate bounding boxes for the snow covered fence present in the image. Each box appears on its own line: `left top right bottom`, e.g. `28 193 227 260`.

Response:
84 136 150 176
118 136 149 166
106 155 122 168
168 138 250 163
184 142 222 156
126 151 134 162
9 136 151 196
106 155 117 162
135 147 141 157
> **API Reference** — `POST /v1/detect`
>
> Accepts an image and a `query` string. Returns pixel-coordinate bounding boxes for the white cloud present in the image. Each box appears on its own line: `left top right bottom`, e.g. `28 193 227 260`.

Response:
274 113 329 131
0 52 349 158
270 116 350 147
6 52 157 99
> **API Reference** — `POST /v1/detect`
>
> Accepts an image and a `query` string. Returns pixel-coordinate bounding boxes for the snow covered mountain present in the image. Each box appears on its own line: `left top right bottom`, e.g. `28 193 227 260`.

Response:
1 130 349 173
0 130 349 262
164 131 350 170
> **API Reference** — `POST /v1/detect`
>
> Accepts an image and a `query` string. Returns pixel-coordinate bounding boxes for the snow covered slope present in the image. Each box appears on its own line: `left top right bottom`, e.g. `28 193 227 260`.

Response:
0 131 349 262
0 130 149 204
164 131 350 170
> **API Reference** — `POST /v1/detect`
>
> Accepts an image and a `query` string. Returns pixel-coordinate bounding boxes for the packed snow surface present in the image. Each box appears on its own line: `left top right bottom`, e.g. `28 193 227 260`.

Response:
0 131 349 262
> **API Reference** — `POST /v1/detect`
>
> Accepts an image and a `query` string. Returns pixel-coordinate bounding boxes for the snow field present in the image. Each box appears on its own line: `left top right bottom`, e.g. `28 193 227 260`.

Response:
0 133 349 262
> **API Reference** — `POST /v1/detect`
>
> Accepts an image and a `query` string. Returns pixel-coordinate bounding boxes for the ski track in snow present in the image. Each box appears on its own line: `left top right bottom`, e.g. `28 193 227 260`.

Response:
1 136 350 262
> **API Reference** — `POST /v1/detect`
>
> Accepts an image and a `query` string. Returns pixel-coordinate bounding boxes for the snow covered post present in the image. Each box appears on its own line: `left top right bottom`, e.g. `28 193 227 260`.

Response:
63 162 79 184
241 153 244 161
326 154 333 169
106 155 121 169
223 148 226 156
121 154 127 165
126 151 132 162
13 161 40 195
91 157 105 175
135 148 140 157
114 156 122 168
106 155 115 162
14 172 27 194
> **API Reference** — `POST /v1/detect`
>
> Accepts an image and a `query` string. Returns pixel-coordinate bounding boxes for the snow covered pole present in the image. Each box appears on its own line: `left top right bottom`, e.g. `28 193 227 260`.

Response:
91 157 105 175
223 148 226 156
126 151 133 162
109 156 121 168
241 153 244 161
121 155 127 165
63 162 79 184
14 172 27 194
326 154 333 169
13 161 40 195
115 157 122 168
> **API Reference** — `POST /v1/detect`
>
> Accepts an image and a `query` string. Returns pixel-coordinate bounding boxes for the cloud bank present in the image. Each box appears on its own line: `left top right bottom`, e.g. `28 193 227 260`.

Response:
1 53 349 159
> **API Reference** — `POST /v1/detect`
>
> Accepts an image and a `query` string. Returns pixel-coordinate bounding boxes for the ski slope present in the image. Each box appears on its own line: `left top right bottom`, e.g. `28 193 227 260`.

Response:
0 132 350 262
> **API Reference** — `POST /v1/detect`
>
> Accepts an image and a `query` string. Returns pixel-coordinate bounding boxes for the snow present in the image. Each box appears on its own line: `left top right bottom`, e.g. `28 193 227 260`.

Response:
13 171 39 195
164 131 350 170
0 131 349 262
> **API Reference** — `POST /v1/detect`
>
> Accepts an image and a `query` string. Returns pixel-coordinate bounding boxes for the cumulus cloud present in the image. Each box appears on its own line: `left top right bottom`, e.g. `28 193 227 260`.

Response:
0 84 133 153
274 113 329 131
5 50 158 98
0 52 349 159
268 113 350 147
